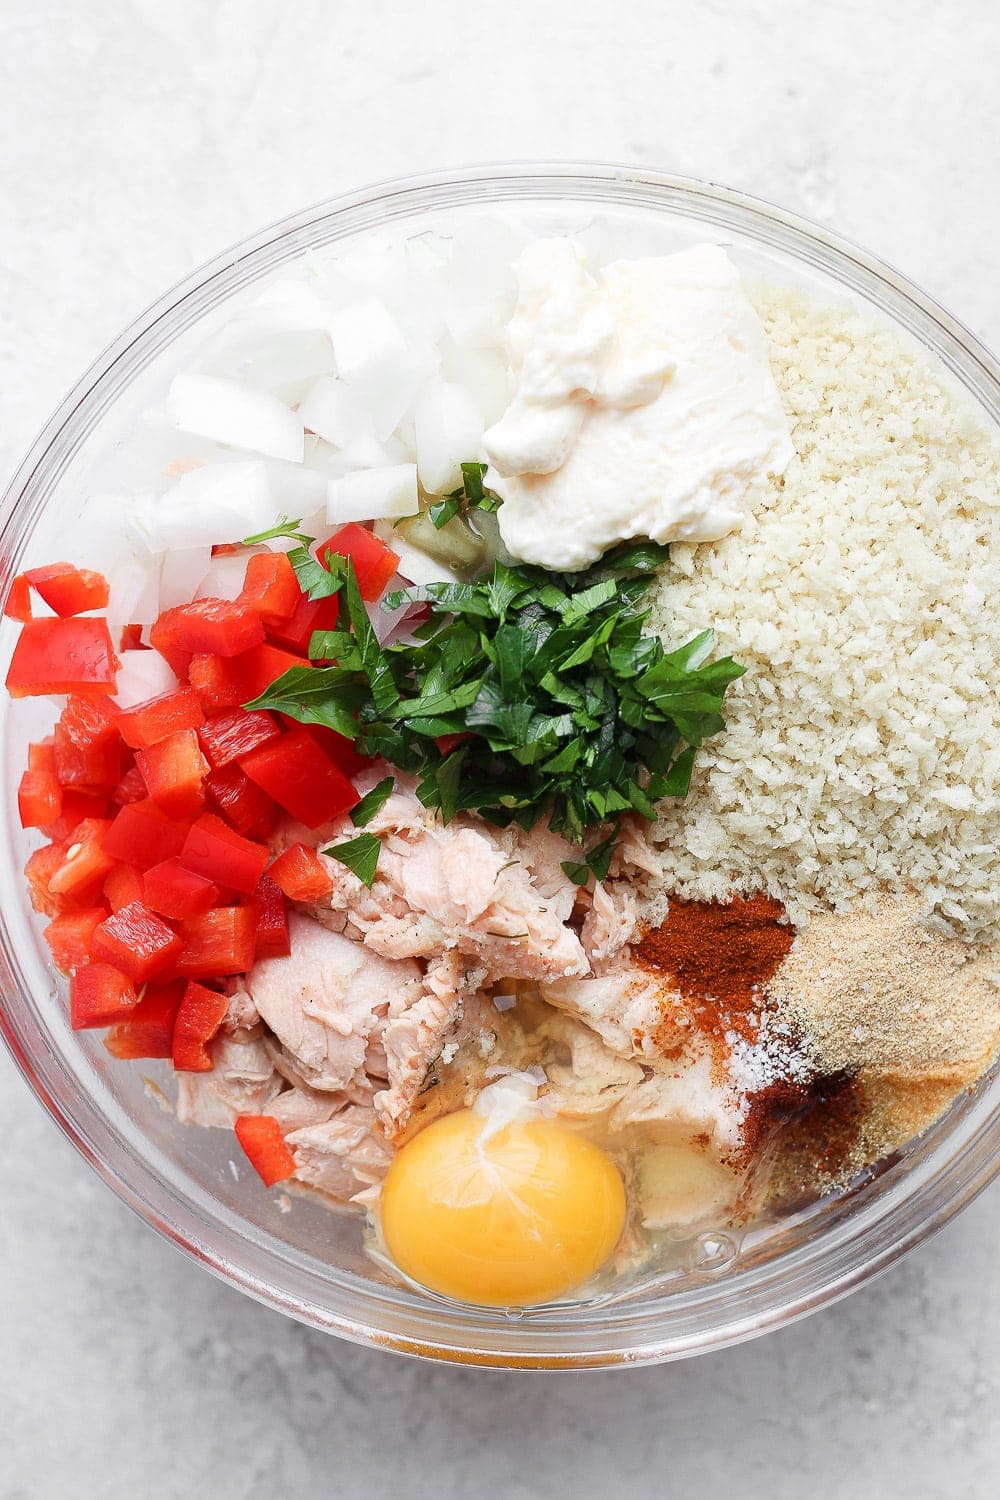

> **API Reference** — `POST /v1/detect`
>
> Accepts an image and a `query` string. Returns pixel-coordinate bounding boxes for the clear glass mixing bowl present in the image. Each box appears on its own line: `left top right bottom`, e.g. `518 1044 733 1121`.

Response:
1 164 997 1369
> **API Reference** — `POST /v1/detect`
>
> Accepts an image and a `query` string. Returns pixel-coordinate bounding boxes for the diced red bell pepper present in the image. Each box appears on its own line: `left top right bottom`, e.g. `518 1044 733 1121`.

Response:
303 723 373 778
112 765 147 806
28 740 57 773
150 598 265 675
103 863 145 914
48 818 118 902
239 552 300 626
25 842 69 916
240 726 359 829
135 728 209 821
188 643 304 711
268 843 334 903
172 981 229 1071
53 696 122 788
23 562 110 616
116 687 205 749
178 813 269 895
42 789 111 842
18 768 62 829
143 858 220 920
4 574 32 623
5 617 118 698
70 963 138 1029
102 799 188 870
91 901 182 984
320 523 400 602
118 623 144 651
104 981 183 1060
234 1115 296 1187
264 591 342 655
43 907 109 973
204 764 275 835
174 906 257 979
198 708 281 769
247 874 290 961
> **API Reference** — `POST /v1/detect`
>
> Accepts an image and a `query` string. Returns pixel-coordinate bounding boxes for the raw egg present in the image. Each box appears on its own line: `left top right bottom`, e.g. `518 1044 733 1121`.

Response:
380 1106 626 1307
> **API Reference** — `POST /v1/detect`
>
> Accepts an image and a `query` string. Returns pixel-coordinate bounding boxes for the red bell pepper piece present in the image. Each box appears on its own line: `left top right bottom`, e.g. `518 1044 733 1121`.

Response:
174 906 257 979
150 598 265 675
28 740 57 773
53 696 122 788
112 765 147 806
102 799 188 870
104 981 183 1060
303 724 373 778
268 843 334 903
25 842 68 916
143 858 220 920
48 818 118 902
171 981 229 1071
264 591 341 655
239 552 300 626
43 907 109 973
240 726 359 829
5 617 118 698
178 813 269 895
247 874 290 961
43 790 111 842
135 728 209 821
320 523 400 602
198 708 281 769
204 764 275 834
234 1115 296 1187
91 900 182 984
116 687 205 749
70 963 138 1029
18 768 62 829
118 623 145 651
103 863 145 913
4 574 32 623
23 562 110 616
188 643 304 711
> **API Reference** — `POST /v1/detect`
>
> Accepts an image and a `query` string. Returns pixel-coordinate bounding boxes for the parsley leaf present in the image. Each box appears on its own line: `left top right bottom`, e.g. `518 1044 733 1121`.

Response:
350 776 395 827
322 832 382 888
428 462 503 530
241 515 313 547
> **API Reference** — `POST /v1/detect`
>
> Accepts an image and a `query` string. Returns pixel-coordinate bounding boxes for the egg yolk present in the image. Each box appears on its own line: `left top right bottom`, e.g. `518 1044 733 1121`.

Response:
379 1108 626 1307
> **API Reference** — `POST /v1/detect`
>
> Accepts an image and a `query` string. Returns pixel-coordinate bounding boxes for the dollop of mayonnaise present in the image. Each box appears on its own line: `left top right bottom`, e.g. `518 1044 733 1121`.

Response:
483 239 794 571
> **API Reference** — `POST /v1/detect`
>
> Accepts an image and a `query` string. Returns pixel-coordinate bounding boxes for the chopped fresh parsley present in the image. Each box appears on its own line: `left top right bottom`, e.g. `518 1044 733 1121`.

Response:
248 532 744 884
426 462 503 531
350 776 395 827
322 831 382 888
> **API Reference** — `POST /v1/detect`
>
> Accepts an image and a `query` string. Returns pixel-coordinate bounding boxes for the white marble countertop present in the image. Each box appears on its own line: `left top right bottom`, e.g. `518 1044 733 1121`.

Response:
1 2 998 1495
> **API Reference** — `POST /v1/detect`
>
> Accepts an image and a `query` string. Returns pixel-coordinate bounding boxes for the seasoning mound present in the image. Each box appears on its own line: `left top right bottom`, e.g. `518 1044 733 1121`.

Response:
647 287 1000 941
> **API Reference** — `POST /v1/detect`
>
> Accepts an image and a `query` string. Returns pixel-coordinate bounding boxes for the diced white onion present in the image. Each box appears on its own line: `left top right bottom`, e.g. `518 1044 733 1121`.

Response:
166 373 304 463
195 550 256 602
328 300 423 440
249 279 336 333
327 465 418 525
158 546 213 610
414 380 485 495
135 461 276 552
113 649 179 709
369 576 414 645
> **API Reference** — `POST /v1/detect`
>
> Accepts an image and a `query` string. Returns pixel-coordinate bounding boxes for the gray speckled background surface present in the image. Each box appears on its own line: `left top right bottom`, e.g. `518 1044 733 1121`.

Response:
1 3 998 1495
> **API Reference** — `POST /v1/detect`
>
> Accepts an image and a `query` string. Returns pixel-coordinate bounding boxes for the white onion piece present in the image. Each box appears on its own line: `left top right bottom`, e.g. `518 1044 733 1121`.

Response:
114 649 179 709
369 577 414 645
327 465 418 525
261 456 330 516
439 339 512 427
195 550 256 602
137 461 275 552
374 519 459 586
167 373 304 463
414 380 485 495
158 546 212 611
328 299 423 440
249 279 335 333
298 376 369 448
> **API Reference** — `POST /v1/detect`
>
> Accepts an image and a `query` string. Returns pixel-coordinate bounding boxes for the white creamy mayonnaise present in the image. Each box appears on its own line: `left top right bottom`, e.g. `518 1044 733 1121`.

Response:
483 239 794 570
